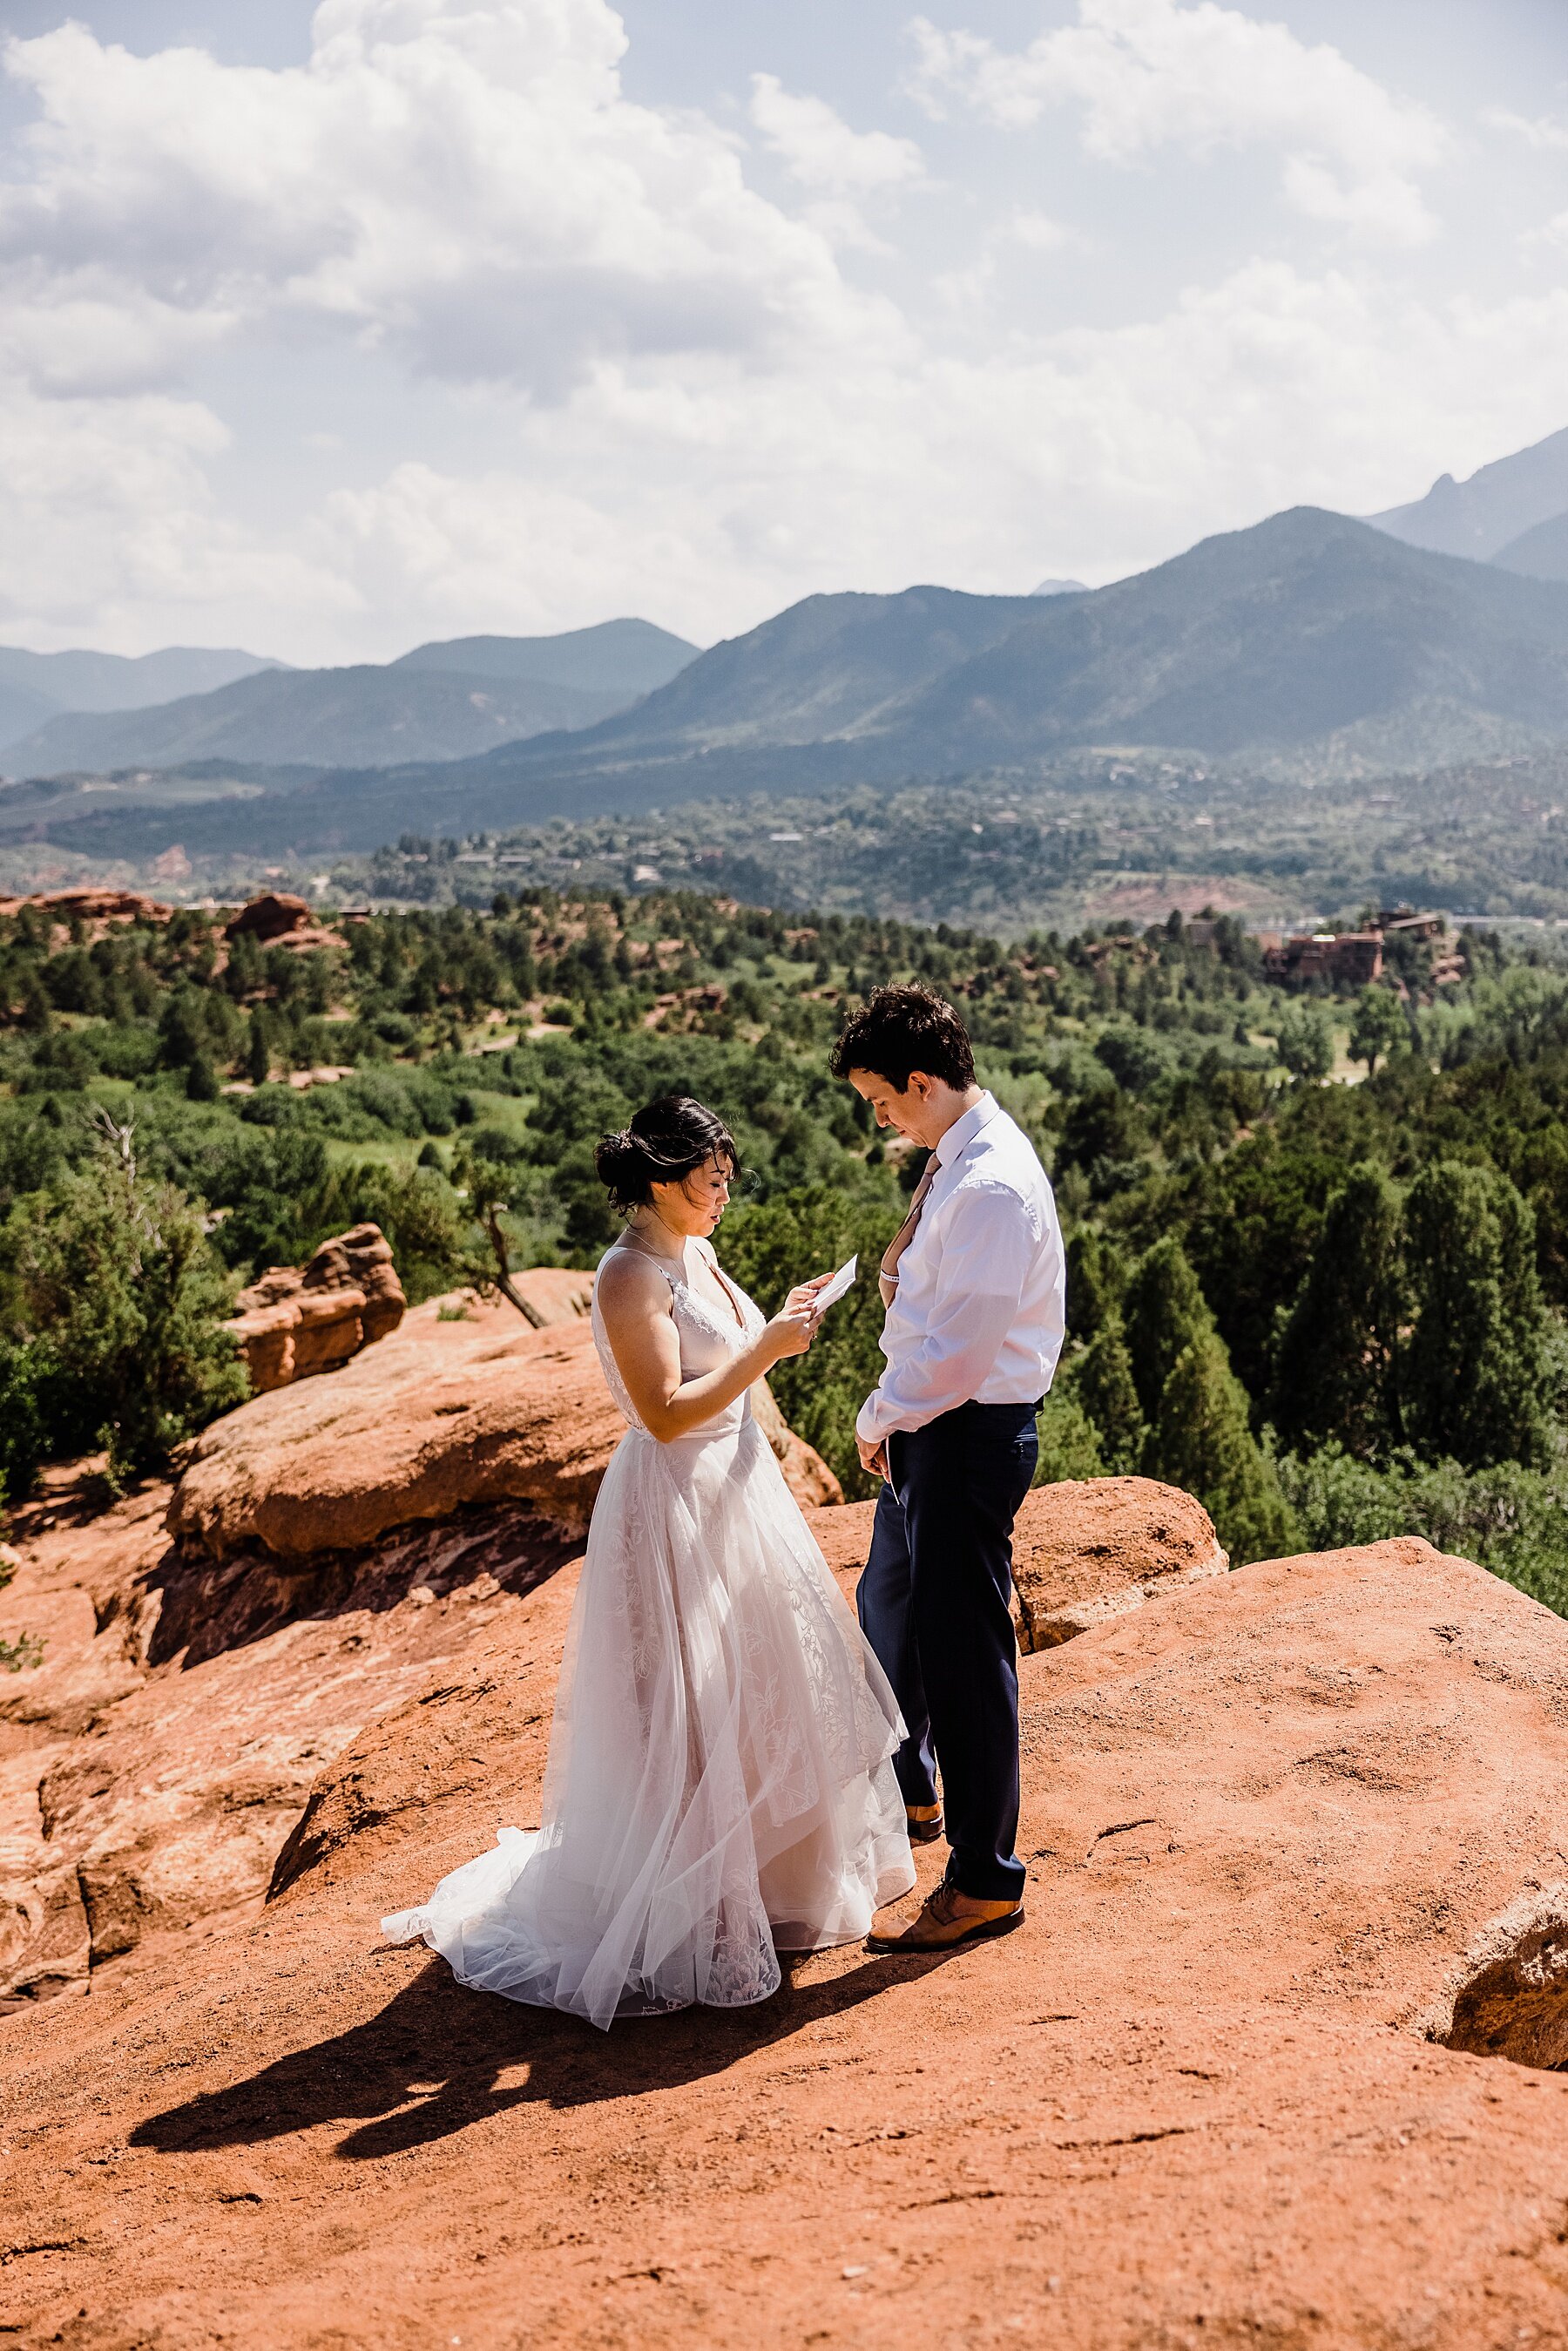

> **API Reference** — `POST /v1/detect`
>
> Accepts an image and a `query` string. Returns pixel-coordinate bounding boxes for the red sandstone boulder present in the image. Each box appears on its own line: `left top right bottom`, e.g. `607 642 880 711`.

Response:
1010 1473 1227 1647
172 1303 623 1557
12 1407 1568 2348
223 891 313 942
226 1223 406 1393
7 1531 1567 2347
504 1268 596 1327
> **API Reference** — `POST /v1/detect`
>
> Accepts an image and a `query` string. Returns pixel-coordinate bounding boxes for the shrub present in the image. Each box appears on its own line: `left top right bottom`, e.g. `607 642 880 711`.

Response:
8 1117 247 1477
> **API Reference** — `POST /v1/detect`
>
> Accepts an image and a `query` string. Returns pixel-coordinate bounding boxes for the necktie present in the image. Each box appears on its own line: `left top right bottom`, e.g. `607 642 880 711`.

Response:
879 1155 938 1307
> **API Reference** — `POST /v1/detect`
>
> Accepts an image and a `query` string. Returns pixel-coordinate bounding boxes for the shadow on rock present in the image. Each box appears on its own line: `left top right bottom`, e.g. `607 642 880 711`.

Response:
145 1501 580 1668
131 1949 951 2160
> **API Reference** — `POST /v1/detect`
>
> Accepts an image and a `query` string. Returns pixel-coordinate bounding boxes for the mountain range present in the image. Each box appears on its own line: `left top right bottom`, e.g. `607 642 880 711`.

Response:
17 504 1568 868
0 645 280 758
1370 423 1568 579
2 619 699 776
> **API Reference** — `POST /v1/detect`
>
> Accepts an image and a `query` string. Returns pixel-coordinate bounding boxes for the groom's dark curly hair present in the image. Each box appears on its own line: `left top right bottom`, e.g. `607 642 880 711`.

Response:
830 984 977 1093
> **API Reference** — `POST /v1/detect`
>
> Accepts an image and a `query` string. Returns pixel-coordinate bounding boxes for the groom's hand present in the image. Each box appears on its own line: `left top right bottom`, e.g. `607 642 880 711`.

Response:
857 1432 889 1481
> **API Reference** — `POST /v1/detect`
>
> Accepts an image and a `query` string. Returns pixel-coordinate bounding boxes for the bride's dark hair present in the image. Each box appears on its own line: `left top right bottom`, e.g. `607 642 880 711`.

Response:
595 1095 740 1216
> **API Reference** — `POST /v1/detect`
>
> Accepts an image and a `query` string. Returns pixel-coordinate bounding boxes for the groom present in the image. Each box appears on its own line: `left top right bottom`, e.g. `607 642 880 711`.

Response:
832 985 1064 1952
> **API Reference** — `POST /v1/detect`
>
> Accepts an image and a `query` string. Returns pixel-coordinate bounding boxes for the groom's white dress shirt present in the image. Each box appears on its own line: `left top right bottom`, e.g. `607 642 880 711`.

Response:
856 1091 1065 1447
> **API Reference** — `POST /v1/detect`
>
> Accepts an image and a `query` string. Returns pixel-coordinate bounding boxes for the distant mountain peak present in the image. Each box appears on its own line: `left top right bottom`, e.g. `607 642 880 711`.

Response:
392 618 699 697
1369 424 1568 569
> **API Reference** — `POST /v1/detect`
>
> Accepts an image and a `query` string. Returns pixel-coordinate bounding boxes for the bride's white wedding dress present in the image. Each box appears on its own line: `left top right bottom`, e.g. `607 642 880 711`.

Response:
382 1242 914 2029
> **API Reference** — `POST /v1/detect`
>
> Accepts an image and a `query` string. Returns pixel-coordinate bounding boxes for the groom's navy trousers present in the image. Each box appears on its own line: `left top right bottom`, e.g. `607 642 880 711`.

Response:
857 1399 1038 1903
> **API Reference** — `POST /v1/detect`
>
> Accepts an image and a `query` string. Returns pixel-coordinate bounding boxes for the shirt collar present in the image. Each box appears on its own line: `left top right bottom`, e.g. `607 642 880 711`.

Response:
933 1090 999 1169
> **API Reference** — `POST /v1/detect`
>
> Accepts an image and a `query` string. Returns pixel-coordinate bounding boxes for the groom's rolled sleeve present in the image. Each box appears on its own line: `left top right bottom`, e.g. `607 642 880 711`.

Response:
857 1181 1038 1445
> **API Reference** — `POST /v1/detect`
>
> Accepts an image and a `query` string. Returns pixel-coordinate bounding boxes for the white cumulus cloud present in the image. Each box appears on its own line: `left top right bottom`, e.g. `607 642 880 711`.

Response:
0 0 1561 667
0 0 873 400
905 0 1447 246
749 74 925 195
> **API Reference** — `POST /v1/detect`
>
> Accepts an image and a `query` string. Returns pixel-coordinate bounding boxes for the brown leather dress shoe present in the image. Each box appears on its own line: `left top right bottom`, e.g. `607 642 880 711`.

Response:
905 1803 945 1845
868 1880 1024 1953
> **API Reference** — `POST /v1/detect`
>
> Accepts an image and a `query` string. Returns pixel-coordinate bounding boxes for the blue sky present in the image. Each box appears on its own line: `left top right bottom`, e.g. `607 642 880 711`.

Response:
0 0 1565 662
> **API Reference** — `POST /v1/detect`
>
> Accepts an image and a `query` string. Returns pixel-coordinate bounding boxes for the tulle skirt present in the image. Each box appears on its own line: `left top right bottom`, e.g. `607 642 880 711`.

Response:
382 1414 914 2029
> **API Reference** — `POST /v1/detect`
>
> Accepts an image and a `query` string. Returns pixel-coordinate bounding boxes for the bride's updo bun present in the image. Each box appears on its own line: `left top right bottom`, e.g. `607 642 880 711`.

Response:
595 1095 740 1216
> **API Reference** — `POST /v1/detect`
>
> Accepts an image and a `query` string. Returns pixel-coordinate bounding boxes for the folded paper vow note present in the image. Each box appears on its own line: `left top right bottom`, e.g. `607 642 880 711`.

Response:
810 1255 858 1316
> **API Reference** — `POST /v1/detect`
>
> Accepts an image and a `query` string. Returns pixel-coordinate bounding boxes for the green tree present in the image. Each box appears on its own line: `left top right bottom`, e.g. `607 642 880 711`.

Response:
1398 1159 1556 1470
1034 1387 1105 1484
1271 1162 1405 1457
156 986 206 1073
245 1011 271 1087
1145 1331 1298 1565
13 1117 247 1477
1124 1235 1294 1561
1121 1235 1213 1424
1273 1001 1334 1084
1068 1314 1146 1473
1064 1226 1125 1344
0 1341 45 1499
721 1179 902 1500
1348 986 1408 1078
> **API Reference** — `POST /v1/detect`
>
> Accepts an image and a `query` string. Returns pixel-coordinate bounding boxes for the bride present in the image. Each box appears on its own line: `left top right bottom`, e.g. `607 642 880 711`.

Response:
382 1094 914 2028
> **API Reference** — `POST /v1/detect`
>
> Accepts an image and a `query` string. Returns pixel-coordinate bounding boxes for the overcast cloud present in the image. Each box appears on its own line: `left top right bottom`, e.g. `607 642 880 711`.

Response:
1 0 1565 660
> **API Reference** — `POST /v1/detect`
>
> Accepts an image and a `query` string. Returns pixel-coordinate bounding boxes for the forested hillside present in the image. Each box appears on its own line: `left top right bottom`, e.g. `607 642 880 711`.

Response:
4 884 1568 1613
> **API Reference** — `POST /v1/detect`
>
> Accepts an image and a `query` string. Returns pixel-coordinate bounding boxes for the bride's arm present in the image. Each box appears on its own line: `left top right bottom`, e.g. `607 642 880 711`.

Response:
595 1253 815 1443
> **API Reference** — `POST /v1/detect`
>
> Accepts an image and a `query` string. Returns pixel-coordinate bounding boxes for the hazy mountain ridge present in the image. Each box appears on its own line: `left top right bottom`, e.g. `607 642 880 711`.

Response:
4 619 700 777
0 644 283 756
328 507 1568 832
1494 510 1568 582
1372 423 1568 579
392 618 698 696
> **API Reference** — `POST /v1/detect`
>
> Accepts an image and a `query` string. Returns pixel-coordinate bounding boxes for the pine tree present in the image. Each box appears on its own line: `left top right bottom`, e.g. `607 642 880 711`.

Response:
1121 1235 1213 1423
1123 1234 1295 1561
1272 1162 1404 1456
1071 1314 1146 1473
246 1011 270 1087
1064 1226 1126 1344
1399 1160 1555 1469
1146 1331 1299 1566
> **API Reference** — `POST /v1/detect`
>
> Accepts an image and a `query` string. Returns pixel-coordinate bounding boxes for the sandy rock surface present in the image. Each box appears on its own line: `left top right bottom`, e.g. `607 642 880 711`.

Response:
0 1460 579 2011
5 1524 1568 2347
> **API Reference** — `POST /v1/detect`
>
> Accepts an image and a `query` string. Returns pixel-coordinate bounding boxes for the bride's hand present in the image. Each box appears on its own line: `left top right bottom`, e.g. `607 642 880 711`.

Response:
782 1276 831 1318
762 1305 816 1362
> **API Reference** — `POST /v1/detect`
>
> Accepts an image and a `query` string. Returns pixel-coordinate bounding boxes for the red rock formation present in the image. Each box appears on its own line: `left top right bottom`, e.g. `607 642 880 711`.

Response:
0 886 172 929
222 891 341 953
811 1475 1225 1646
223 891 313 942
226 1223 406 1392
179 1304 620 1555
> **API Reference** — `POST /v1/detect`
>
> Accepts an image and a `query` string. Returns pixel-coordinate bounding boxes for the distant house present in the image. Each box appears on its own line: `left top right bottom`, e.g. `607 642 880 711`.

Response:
1378 906 1446 942
1263 931 1385 986
1261 907 1452 991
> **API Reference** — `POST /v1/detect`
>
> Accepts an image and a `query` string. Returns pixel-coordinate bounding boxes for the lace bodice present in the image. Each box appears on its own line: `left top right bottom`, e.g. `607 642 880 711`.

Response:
591 1243 766 1437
